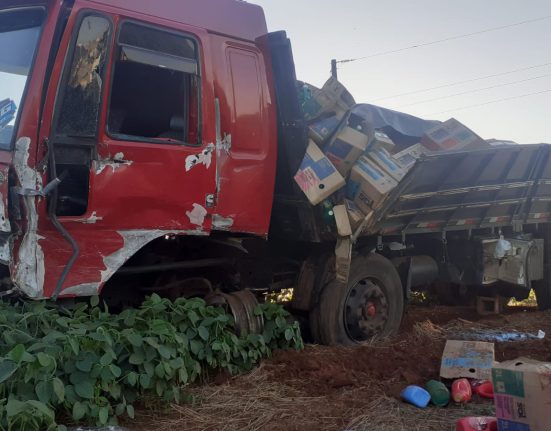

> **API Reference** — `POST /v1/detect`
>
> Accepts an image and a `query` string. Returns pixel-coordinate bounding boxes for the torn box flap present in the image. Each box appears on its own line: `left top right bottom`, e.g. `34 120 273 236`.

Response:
440 340 495 381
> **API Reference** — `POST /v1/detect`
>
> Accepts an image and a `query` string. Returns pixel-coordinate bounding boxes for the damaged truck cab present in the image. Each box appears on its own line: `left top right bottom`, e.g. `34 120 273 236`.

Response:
1 0 277 299
3 0 551 346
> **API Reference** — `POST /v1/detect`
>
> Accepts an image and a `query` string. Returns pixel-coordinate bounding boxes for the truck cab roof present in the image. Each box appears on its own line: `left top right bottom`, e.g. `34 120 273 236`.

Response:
88 0 268 41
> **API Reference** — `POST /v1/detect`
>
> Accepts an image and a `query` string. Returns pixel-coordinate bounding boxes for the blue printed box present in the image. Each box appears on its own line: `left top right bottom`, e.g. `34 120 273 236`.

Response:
294 140 345 205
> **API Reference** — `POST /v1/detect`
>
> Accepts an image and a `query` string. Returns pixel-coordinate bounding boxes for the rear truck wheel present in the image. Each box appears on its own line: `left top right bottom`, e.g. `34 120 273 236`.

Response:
309 253 404 345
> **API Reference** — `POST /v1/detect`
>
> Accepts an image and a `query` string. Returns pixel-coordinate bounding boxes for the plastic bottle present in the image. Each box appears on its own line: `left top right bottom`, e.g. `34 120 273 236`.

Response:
456 417 497 431
401 385 431 408
474 381 494 399
452 378 472 403
425 380 450 407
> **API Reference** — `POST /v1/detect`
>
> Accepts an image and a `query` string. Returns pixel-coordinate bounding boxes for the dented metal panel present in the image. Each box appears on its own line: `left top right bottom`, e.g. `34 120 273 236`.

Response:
13 137 45 298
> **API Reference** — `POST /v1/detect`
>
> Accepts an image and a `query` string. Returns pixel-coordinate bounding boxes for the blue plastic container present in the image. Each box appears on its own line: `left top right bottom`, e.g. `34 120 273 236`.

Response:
401 385 431 408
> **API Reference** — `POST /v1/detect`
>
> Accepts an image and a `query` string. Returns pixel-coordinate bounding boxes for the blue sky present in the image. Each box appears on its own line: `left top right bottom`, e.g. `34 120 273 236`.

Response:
254 0 551 144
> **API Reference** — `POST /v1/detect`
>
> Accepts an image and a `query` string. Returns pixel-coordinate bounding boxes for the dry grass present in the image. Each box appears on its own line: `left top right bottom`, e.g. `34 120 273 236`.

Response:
149 365 339 431
412 320 446 341
345 396 494 431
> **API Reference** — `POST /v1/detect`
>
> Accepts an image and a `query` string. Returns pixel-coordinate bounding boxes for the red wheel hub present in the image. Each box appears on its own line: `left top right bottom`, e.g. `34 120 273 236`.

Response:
365 301 377 317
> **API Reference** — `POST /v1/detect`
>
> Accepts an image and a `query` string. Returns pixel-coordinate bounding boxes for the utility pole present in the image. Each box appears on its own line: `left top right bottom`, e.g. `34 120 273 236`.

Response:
331 59 338 79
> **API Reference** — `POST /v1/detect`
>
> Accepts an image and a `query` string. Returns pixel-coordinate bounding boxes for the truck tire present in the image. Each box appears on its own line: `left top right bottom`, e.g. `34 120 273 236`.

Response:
309 253 404 345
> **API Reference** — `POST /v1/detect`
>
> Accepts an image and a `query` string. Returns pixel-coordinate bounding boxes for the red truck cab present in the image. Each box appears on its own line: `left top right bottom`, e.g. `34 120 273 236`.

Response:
1 0 282 299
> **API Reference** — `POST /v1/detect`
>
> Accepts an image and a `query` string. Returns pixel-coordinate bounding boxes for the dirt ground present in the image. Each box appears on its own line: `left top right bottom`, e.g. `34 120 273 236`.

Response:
132 305 551 431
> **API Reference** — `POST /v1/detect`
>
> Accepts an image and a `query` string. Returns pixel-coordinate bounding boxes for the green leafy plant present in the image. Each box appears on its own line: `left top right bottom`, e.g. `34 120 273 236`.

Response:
0 294 302 430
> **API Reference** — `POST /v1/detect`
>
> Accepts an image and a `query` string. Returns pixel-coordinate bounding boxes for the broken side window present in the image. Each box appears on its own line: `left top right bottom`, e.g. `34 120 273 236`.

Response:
107 22 200 145
56 15 111 137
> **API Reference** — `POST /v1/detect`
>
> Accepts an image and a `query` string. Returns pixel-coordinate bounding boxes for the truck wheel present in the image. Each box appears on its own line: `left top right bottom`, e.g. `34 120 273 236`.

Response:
310 253 404 345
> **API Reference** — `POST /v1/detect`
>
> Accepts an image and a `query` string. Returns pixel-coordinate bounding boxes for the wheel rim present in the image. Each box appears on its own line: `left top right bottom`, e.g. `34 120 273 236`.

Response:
344 278 389 341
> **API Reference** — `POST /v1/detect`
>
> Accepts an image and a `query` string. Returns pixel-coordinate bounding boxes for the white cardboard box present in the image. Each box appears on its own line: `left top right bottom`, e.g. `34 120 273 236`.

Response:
294 140 346 205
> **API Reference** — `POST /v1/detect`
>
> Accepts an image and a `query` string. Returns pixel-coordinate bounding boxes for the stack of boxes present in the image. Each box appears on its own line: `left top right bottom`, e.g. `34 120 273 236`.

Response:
295 79 490 235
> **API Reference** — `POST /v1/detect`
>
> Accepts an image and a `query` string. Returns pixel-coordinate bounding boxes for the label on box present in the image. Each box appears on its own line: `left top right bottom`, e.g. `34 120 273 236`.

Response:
493 369 526 397
442 138 458 150
495 395 529 422
310 116 341 142
327 139 353 159
430 128 449 141
456 130 472 142
440 340 495 380
295 167 320 191
356 158 384 181
357 190 374 208
299 152 335 181
497 419 531 431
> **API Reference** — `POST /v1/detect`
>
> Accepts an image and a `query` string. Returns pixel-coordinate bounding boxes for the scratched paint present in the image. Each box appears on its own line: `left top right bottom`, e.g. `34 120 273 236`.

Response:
75 211 103 224
212 214 234 231
95 153 133 175
186 203 208 226
13 137 45 298
185 143 215 172
217 133 232 153
62 229 208 296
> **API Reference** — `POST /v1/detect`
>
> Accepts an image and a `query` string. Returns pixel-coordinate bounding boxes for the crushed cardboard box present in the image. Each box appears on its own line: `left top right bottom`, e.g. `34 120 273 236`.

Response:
322 77 356 112
393 143 430 170
325 126 369 176
301 87 342 122
493 358 551 431
367 146 408 182
347 156 397 212
422 118 489 152
345 199 368 231
294 140 345 206
440 340 495 381
370 130 396 153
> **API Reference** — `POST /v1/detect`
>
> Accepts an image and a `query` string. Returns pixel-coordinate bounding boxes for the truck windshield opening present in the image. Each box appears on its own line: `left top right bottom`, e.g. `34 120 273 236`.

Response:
0 7 45 149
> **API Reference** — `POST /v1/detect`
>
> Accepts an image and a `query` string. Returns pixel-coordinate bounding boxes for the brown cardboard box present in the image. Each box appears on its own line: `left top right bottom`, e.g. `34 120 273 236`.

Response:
347 156 397 212
294 140 346 206
308 115 343 145
325 126 369 176
301 87 343 122
422 118 489 152
333 204 353 237
440 340 495 381
367 147 408 182
493 358 551 431
322 77 356 112
370 131 396 153
302 78 354 122
344 199 369 231
393 143 430 170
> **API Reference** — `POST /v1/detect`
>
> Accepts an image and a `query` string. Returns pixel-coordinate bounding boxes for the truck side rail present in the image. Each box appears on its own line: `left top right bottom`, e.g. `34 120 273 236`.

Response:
365 144 551 236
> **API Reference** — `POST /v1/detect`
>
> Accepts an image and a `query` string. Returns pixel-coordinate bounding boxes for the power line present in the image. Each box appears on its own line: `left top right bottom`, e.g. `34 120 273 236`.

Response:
372 61 551 101
422 88 551 116
396 74 551 108
338 15 551 64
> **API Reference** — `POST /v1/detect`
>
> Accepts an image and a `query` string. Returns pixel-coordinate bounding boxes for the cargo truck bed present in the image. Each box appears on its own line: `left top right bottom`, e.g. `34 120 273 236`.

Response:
366 144 551 236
